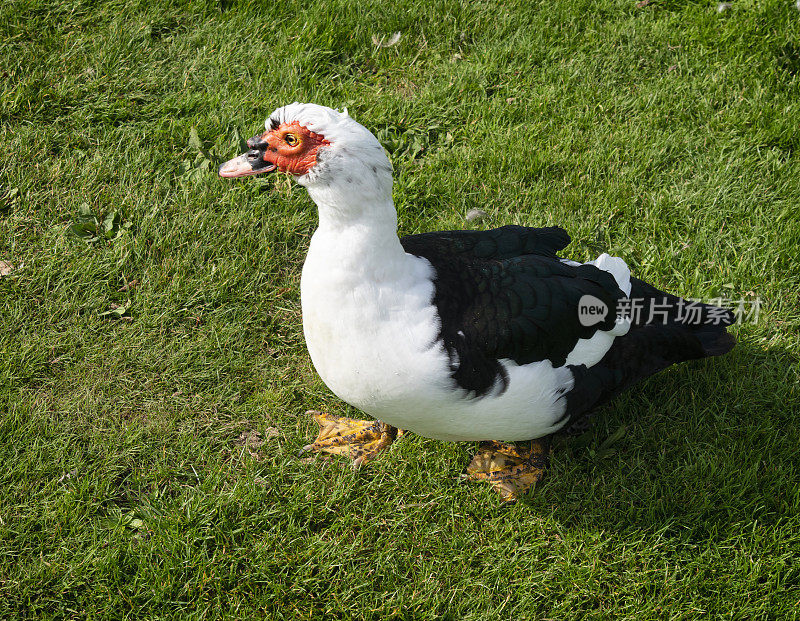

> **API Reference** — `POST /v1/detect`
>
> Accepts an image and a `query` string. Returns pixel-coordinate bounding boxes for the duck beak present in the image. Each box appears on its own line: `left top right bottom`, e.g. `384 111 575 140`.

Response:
218 133 278 178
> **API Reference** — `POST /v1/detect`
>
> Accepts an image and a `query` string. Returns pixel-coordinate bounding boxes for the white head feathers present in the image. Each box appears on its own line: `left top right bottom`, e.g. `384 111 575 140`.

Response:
266 103 384 159
266 103 393 209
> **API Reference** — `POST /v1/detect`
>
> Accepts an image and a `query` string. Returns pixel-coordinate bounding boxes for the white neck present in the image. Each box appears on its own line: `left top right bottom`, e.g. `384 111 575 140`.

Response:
309 183 397 233
304 165 407 271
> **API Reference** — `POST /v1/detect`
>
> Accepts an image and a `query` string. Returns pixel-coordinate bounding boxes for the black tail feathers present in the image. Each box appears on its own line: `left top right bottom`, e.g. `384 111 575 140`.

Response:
559 278 737 425
627 276 736 358
693 324 736 357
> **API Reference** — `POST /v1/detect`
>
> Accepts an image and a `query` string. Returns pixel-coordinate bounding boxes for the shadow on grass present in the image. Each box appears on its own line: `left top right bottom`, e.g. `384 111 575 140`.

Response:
519 339 800 540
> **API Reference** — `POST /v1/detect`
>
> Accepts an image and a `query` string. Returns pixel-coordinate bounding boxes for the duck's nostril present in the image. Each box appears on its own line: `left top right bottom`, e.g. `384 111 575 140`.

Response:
246 149 261 160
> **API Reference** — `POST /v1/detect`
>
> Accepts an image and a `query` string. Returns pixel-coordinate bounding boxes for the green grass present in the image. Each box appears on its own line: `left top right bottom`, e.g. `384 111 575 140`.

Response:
2 0 800 617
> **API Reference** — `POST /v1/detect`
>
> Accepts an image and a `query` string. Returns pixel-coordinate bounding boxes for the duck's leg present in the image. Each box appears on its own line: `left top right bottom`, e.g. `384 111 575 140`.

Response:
301 410 403 467
464 437 551 502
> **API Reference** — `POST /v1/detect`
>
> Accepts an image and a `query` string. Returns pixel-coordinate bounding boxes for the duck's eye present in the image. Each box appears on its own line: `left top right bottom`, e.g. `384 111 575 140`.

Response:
284 133 299 147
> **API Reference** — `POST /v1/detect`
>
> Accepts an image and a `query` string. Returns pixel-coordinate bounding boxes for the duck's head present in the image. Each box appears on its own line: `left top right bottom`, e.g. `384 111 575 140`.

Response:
219 103 393 210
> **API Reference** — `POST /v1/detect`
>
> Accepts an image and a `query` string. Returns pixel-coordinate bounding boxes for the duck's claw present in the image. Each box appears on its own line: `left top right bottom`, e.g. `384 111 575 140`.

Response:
464 438 551 502
302 410 402 466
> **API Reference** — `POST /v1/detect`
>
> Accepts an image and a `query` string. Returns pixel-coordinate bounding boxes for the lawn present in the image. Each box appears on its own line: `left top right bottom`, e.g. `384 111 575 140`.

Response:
2 0 800 617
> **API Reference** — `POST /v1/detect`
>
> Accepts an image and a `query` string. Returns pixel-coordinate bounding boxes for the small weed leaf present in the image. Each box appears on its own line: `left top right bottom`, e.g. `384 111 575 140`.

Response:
58 468 78 484
99 302 130 319
180 126 223 183
589 425 627 461
70 203 100 240
70 203 131 243
127 516 145 530
575 425 627 461
188 126 203 152
102 210 120 235
599 425 627 451
231 126 249 153
570 429 595 450
101 510 145 531
375 123 447 161
0 186 19 213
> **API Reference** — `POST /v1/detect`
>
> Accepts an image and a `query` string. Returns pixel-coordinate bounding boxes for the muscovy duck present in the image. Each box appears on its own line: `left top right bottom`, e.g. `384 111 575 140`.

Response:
219 103 735 501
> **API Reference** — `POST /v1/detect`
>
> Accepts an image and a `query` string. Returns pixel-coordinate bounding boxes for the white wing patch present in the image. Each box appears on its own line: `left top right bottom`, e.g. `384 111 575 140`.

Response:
587 253 632 296
563 253 632 367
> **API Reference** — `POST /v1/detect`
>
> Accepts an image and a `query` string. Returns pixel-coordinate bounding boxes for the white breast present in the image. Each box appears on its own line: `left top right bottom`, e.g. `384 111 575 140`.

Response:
299 228 575 441
300 230 447 410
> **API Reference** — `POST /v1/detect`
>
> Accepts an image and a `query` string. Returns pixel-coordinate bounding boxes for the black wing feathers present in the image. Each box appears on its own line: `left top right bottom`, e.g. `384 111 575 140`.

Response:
400 224 734 415
400 225 627 396
401 225 571 261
